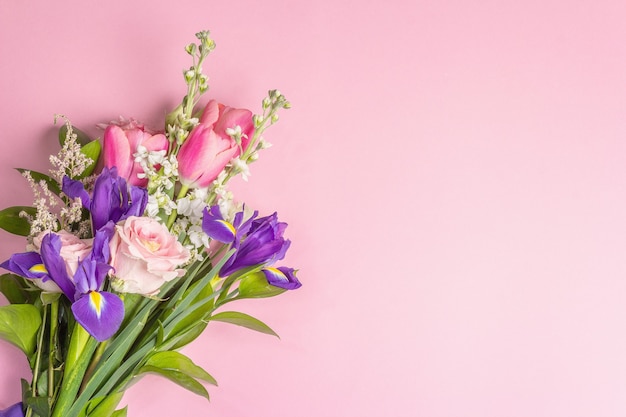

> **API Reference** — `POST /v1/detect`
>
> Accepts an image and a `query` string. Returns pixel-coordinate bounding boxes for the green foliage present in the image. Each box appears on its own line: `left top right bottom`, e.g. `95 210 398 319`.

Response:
58 125 92 147
143 351 217 385
16 169 61 195
0 273 30 304
41 291 62 306
238 271 287 299
81 392 124 417
139 351 217 400
57 124 101 178
210 311 279 337
110 408 128 417
0 304 42 355
78 141 101 178
22 378 50 417
0 206 36 236
168 320 208 351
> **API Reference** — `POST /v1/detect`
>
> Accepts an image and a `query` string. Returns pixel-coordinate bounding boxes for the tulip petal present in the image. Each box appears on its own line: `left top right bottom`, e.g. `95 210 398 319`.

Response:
142 133 169 152
199 100 220 126
178 124 238 188
214 107 255 151
103 125 133 178
71 291 124 342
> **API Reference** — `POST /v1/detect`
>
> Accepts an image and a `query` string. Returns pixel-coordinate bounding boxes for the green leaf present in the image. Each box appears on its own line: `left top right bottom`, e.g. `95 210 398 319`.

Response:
59 124 92 147
22 377 49 417
78 140 101 178
85 392 124 417
111 408 128 417
16 169 61 195
167 280 217 341
0 304 42 355
0 206 36 236
0 273 28 304
143 351 217 385
238 271 286 299
169 320 208 351
24 395 50 417
138 365 210 400
37 369 49 396
209 311 279 337
40 291 62 306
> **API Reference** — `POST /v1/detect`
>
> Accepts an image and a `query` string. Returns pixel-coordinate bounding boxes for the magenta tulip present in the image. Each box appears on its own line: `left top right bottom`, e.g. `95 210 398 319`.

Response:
103 119 168 187
177 100 254 188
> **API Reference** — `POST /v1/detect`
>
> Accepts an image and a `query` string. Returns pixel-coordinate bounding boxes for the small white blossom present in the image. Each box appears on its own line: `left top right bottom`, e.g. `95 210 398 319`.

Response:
231 157 251 181
225 125 242 138
145 196 160 218
259 138 272 149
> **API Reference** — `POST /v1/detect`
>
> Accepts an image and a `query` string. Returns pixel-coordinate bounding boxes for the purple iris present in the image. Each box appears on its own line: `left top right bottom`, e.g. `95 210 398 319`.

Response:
0 252 48 280
63 166 147 231
1 228 124 342
0 403 23 417
202 206 301 289
220 211 291 276
201 205 253 244
262 266 302 290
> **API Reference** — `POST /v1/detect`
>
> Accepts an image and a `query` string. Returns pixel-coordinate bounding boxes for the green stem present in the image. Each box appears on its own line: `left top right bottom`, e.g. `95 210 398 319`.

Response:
165 184 190 229
51 325 98 417
30 304 48 399
48 301 59 401
81 340 107 394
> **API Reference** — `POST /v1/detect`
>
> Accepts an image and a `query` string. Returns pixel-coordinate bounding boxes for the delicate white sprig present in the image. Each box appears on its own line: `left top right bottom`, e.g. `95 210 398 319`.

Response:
21 171 58 237
49 116 94 182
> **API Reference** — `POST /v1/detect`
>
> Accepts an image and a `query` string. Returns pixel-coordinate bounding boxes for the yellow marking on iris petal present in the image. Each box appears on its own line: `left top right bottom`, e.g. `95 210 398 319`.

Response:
29 264 47 274
90 291 103 318
265 267 286 280
218 220 237 236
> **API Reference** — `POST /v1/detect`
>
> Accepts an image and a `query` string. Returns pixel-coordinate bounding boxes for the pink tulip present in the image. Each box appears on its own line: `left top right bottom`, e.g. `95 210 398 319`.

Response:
177 100 254 188
103 119 168 187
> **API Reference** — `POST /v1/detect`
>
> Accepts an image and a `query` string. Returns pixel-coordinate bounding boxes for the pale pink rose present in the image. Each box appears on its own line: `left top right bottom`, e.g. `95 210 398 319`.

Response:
109 216 190 295
31 230 93 292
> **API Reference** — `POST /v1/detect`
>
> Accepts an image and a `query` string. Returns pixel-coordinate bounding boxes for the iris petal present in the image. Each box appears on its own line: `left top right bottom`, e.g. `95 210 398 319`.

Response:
83 167 147 232
62 176 90 209
0 402 23 417
0 252 47 279
71 291 124 342
262 266 302 290
40 234 76 299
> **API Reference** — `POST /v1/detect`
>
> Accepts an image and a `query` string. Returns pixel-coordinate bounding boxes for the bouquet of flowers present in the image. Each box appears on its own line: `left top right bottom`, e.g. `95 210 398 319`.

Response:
0 30 301 417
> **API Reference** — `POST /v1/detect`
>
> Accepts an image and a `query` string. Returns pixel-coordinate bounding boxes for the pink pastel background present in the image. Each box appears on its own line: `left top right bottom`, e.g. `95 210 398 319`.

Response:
1 0 626 416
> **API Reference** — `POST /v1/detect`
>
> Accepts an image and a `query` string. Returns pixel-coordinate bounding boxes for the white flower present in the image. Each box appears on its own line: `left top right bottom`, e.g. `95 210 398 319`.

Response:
231 157 250 181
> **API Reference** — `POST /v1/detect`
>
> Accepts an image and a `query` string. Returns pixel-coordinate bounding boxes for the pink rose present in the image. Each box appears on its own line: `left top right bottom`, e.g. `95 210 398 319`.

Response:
102 118 169 187
109 216 190 295
177 100 254 188
31 230 93 292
